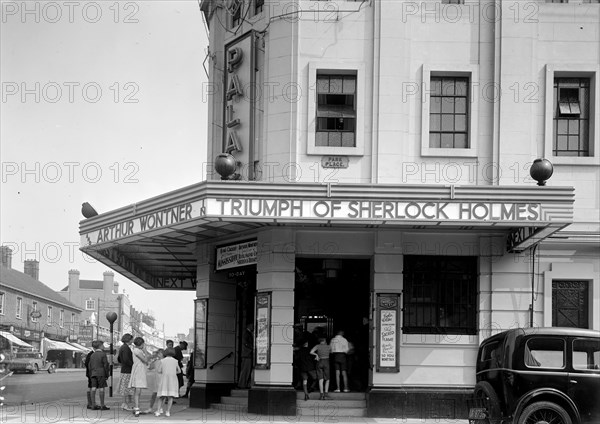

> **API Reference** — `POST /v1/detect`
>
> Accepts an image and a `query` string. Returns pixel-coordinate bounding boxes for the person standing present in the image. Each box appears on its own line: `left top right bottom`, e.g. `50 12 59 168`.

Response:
310 337 331 400
84 347 94 409
330 330 350 392
89 340 110 410
182 351 194 398
155 347 181 417
116 333 134 411
128 337 149 416
296 340 318 401
173 341 187 394
237 323 253 389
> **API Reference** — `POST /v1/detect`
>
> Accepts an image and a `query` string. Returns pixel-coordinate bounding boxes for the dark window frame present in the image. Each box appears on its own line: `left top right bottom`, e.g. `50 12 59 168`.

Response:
553 78 591 157
402 255 478 335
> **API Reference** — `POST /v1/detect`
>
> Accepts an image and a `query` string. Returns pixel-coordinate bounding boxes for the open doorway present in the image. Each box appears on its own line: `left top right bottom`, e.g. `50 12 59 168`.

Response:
294 258 371 392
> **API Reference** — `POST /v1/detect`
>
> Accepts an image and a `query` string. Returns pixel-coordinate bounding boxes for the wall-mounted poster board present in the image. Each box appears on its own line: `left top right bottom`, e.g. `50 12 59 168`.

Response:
194 298 208 369
254 292 271 370
376 293 400 372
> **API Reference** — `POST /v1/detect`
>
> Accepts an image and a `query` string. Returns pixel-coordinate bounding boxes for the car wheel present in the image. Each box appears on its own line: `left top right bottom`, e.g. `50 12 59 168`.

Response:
517 401 572 424
32 364 39 374
474 381 502 424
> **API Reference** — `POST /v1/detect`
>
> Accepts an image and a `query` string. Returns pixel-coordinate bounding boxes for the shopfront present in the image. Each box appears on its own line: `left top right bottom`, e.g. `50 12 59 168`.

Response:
80 180 574 417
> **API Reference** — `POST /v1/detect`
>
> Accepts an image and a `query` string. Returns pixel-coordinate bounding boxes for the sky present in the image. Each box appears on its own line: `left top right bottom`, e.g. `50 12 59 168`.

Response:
1 1 209 337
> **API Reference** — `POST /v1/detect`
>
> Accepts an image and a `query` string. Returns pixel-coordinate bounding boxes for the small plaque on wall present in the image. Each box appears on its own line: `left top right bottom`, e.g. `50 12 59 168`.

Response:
321 156 349 168
194 299 208 369
376 293 400 372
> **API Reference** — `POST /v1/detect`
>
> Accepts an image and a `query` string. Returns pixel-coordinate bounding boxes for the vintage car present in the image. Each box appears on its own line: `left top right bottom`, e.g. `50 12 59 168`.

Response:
470 327 600 424
7 351 55 374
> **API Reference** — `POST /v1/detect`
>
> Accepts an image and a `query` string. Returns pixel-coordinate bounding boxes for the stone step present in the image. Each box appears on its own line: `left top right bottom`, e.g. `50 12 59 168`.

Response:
297 404 367 418
229 389 249 397
221 396 249 405
211 403 248 413
295 391 366 401
297 398 366 408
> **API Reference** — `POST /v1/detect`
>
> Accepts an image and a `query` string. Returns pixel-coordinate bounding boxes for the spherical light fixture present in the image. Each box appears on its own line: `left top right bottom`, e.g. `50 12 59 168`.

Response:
215 153 238 180
529 158 554 186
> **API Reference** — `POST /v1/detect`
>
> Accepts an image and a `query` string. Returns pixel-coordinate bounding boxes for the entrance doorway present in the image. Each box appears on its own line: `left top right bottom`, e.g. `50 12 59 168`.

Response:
294 258 371 392
234 267 256 385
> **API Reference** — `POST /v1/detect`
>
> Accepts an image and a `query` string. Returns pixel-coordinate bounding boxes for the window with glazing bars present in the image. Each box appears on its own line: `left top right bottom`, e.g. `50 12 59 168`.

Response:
316 74 356 147
553 78 590 156
429 76 469 148
403 255 477 335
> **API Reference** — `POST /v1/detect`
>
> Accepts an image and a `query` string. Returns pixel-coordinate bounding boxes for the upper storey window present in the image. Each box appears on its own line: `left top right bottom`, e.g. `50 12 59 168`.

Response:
316 74 357 148
553 78 591 157
429 76 469 149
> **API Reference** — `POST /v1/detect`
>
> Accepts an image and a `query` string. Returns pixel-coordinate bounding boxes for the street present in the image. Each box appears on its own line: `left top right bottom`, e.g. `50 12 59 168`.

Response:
2 369 117 405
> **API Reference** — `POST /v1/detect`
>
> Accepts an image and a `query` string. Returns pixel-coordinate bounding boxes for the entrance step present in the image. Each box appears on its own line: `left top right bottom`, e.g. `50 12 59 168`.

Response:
211 390 367 417
296 392 367 417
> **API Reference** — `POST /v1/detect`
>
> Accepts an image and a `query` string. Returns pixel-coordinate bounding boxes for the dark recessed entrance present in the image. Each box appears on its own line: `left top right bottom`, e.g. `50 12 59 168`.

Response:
294 258 371 392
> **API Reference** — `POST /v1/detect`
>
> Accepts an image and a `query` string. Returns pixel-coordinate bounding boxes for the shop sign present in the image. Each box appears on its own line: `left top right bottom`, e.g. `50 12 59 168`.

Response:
216 240 257 271
210 198 543 222
321 156 349 168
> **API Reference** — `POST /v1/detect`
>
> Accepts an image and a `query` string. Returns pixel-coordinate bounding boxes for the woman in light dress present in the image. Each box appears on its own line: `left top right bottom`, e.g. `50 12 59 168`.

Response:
155 347 181 417
128 336 149 416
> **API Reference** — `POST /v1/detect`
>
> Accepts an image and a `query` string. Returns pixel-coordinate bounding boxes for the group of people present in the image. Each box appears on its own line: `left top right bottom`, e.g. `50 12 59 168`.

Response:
84 334 193 417
295 330 352 401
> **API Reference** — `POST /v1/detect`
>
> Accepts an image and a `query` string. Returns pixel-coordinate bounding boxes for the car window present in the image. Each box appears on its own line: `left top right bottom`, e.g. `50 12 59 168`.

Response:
480 340 502 369
525 337 565 369
573 338 600 370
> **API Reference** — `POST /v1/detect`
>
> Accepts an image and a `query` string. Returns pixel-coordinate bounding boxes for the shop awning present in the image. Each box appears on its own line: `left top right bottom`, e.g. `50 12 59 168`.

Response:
0 331 33 348
67 342 91 352
44 338 81 351
79 181 576 290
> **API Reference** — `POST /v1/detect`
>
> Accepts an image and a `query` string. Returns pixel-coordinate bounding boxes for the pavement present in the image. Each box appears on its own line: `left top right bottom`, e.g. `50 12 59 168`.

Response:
2 370 469 424
0 392 470 424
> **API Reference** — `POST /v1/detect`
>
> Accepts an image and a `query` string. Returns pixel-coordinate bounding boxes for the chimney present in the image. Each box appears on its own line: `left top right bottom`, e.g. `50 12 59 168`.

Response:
24 259 39 280
103 271 114 296
1 246 12 269
68 269 80 291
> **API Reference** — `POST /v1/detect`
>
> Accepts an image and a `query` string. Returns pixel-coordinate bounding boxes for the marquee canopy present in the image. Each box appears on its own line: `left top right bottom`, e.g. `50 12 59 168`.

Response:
79 181 575 290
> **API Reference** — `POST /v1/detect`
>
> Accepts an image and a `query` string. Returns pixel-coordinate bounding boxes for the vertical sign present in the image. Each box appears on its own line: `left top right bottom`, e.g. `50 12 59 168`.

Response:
377 293 400 372
223 31 257 180
194 299 208 369
254 292 271 369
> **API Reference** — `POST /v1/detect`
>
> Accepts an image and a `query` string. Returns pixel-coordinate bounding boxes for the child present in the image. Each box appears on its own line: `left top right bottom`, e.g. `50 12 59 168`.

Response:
128 337 148 416
310 337 331 400
144 349 164 414
155 347 181 417
88 340 110 410
83 347 94 409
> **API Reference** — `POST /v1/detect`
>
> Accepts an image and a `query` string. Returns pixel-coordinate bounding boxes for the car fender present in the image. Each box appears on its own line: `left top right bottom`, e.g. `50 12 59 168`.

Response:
513 388 580 424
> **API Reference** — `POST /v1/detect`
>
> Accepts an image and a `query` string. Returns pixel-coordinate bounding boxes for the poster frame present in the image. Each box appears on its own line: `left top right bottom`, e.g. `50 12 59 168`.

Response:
376 293 400 373
254 291 271 370
194 298 208 369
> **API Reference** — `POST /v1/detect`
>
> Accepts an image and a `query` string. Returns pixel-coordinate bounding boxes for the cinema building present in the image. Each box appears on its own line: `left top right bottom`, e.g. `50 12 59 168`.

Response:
79 0 600 419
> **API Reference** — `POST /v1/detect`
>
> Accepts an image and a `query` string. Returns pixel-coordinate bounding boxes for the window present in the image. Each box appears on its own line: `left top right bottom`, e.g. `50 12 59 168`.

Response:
59 310 64 327
554 78 591 156
316 73 357 147
0 292 4 315
525 337 565 369
552 280 589 328
31 301 38 322
71 312 76 324
16 297 22 319
47 305 52 325
255 0 264 14
85 299 95 310
402 255 477 335
228 0 242 27
429 76 469 148
573 338 600 370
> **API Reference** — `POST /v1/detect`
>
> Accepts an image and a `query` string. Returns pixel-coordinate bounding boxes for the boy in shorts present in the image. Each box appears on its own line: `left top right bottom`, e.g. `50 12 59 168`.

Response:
310 337 331 400
84 349 94 409
89 340 110 410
